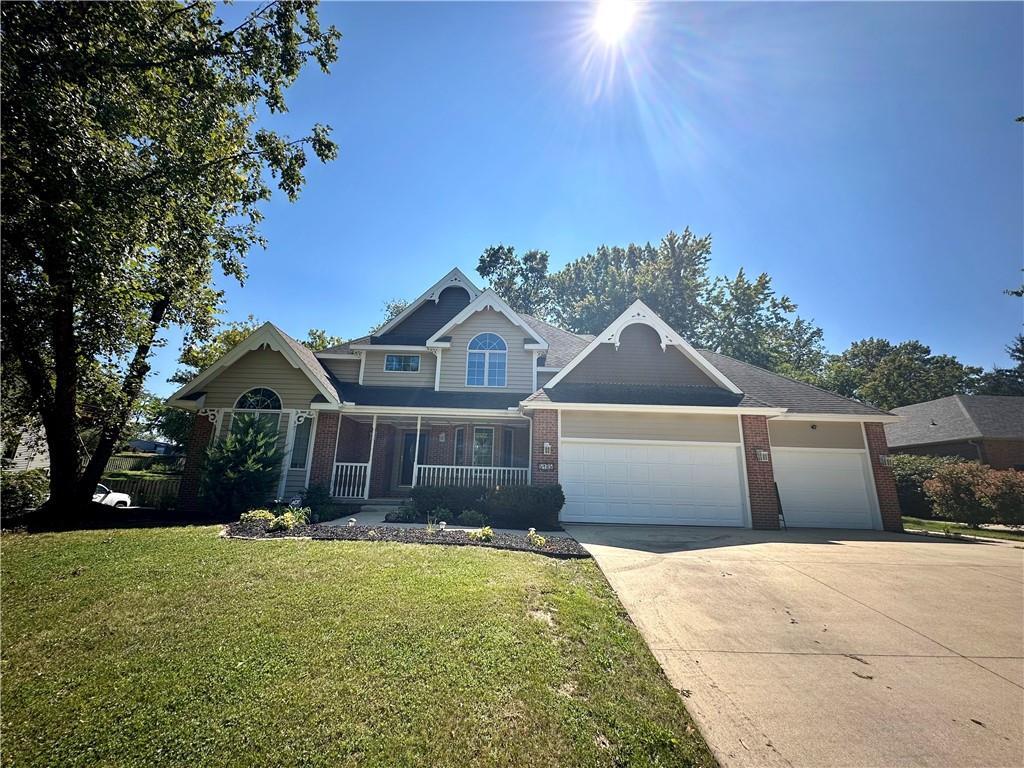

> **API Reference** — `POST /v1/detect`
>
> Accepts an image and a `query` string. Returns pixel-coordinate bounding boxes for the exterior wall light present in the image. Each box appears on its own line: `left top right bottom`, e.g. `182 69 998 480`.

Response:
543 442 552 455
879 455 893 468
438 432 446 443
756 449 770 462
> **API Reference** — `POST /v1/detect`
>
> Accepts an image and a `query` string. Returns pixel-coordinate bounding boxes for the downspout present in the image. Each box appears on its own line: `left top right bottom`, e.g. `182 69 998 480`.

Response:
967 439 984 463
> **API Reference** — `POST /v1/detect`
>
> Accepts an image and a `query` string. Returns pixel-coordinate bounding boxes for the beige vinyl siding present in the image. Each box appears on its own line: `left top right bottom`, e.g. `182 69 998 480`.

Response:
438 310 535 392
322 358 360 383
536 370 556 388
361 350 436 388
561 323 717 387
199 348 319 409
769 420 865 450
562 411 740 443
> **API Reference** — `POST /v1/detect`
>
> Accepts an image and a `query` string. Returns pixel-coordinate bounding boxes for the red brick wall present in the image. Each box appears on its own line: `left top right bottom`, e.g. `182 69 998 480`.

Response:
178 413 214 513
741 415 779 529
864 422 903 532
530 409 559 485
308 412 340 489
426 425 454 465
981 439 1024 470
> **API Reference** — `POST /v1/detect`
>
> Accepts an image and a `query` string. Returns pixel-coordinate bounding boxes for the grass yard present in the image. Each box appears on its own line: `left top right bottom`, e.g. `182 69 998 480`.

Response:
902 516 1024 542
1 526 714 768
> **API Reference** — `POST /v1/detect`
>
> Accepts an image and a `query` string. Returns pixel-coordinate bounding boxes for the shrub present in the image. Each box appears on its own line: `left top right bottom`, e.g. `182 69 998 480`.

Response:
409 484 488 516
301 484 333 522
485 484 564 530
268 511 303 531
201 413 284 516
526 528 546 548
467 525 494 542
981 470 1024 527
457 509 488 526
429 506 455 523
384 503 420 523
238 509 275 529
924 463 995 527
0 469 49 522
889 454 965 518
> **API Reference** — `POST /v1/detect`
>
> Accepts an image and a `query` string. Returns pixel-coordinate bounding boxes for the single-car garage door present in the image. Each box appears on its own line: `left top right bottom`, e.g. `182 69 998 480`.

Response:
772 449 877 529
559 440 746 526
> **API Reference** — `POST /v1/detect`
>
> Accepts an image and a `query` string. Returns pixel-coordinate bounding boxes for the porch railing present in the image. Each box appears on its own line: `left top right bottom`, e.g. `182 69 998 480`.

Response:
331 462 369 499
416 465 528 488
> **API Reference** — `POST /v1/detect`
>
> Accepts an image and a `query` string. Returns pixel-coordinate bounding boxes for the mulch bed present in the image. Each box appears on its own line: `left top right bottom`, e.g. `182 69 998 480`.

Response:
227 522 590 559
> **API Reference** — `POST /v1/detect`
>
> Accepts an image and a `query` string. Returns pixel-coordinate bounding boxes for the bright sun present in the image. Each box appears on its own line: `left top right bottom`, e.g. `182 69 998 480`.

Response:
593 0 636 44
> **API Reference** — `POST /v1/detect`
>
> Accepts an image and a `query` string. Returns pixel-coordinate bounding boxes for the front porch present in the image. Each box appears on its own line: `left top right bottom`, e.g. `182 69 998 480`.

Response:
317 412 532 500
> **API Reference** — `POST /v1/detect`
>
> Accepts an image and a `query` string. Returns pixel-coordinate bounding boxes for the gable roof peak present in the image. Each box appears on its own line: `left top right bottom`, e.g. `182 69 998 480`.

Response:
373 267 482 338
426 287 548 348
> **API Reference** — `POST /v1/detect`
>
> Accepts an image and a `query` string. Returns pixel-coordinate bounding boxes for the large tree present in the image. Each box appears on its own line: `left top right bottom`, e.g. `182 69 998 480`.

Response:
1 1 340 512
975 335 1024 396
477 245 552 316
819 338 982 410
527 228 826 378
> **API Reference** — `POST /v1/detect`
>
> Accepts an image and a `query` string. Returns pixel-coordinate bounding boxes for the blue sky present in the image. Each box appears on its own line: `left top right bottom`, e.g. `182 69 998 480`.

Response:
152 1 1023 396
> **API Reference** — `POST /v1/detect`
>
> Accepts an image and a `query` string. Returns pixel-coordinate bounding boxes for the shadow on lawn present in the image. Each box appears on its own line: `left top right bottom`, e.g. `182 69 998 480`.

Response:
7 503 234 533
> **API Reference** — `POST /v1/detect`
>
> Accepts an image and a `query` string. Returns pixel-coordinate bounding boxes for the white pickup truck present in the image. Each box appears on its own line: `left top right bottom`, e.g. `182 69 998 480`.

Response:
93 483 131 507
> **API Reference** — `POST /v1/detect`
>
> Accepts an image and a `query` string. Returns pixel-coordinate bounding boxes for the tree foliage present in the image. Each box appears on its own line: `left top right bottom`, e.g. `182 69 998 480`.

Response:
1 1 340 511
480 228 827 378
369 298 411 334
818 338 982 410
974 335 1024 396
477 245 551 316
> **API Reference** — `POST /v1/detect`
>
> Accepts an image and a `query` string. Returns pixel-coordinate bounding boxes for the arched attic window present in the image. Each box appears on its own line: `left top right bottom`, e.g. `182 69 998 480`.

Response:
235 387 282 410
466 333 507 387
231 387 282 436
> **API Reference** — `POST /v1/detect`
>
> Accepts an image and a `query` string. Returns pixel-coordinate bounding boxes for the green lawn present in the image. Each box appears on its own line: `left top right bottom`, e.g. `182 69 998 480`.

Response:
902 516 1024 542
1 527 715 768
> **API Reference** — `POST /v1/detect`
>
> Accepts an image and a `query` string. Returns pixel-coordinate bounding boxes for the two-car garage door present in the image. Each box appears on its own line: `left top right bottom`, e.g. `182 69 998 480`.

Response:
559 440 747 526
559 440 878 530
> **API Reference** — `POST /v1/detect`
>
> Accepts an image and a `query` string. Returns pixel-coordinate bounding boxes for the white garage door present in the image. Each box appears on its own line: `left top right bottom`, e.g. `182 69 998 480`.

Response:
559 440 746 526
772 449 877 529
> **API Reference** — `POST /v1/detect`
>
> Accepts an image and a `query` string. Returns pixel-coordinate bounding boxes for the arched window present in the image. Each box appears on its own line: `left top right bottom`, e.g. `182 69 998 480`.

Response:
466 333 507 387
235 387 282 410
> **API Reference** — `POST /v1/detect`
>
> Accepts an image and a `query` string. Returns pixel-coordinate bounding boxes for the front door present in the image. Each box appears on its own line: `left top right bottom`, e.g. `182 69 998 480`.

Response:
400 432 429 486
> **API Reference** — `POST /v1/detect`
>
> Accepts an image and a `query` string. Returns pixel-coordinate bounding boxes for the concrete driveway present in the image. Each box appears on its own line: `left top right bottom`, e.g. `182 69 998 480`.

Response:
565 525 1024 768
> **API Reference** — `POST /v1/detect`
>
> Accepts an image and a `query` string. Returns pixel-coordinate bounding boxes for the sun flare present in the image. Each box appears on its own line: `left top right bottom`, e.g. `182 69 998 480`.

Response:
593 0 636 45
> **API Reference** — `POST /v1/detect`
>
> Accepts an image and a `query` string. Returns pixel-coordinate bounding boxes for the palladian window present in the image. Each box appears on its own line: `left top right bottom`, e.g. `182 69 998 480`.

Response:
466 333 507 387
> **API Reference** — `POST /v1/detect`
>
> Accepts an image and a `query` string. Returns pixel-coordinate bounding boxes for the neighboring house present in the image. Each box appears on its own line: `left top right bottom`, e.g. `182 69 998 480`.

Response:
885 395 1024 470
1 428 49 472
169 268 903 531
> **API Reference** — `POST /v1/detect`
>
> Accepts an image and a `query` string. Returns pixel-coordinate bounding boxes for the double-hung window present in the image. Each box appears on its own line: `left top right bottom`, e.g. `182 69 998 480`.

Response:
384 354 420 372
466 333 507 387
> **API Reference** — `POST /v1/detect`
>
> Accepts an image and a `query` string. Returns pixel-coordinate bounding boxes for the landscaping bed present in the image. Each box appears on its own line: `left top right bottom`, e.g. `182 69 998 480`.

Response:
228 521 590 558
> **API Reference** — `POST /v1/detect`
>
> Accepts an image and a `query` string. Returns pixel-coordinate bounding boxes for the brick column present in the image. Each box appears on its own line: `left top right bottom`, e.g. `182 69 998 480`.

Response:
529 409 559 486
741 415 780 529
426 425 453 465
178 412 214 514
337 416 371 462
863 422 903 532
308 412 340 490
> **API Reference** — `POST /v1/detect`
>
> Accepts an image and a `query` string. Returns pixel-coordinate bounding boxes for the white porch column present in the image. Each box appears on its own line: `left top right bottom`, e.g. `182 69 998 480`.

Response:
363 414 377 500
411 415 422 487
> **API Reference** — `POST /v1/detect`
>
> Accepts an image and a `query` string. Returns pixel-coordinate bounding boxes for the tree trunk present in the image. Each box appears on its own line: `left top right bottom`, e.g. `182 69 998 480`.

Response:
77 296 171 499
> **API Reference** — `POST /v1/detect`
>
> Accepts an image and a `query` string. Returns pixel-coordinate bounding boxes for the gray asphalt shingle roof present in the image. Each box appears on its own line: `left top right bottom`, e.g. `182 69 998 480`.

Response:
271 324 338 400
696 350 891 416
525 384 744 407
521 314 590 367
334 384 526 410
885 395 1024 446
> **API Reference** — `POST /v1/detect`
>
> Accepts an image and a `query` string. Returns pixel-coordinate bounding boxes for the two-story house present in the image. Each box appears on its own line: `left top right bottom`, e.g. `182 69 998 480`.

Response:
168 268 903 531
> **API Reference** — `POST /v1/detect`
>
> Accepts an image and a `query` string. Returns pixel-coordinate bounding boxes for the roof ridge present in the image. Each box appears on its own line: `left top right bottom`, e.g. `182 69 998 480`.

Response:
952 394 985 439
699 349 892 416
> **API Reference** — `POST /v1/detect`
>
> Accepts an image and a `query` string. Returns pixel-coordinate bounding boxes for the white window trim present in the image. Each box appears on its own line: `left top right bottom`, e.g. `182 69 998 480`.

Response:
466 333 508 388
233 386 283 411
289 417 314 470
383 353 421 373
473 427 495 467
